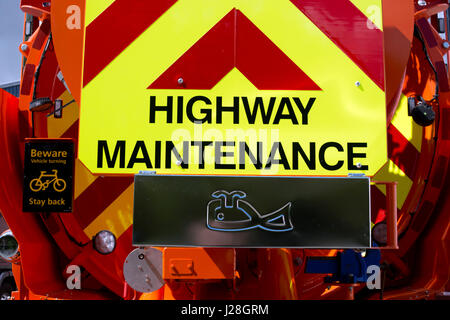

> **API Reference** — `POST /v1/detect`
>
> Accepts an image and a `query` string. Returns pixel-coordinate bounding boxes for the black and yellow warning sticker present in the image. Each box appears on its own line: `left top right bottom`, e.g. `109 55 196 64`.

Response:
22 139 74 212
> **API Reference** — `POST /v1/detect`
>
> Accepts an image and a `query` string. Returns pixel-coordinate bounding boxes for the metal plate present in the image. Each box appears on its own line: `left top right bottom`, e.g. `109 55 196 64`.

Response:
132 175 371 248
123 248 165 293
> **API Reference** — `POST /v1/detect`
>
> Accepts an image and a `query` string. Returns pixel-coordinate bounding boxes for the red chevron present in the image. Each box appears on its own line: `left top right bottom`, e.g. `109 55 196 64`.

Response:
290 0 384 90
83 0 178 87
148 9 321 90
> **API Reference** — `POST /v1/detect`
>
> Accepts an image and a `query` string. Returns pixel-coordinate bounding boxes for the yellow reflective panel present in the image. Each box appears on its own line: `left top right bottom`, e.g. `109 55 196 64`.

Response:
78 0 387 176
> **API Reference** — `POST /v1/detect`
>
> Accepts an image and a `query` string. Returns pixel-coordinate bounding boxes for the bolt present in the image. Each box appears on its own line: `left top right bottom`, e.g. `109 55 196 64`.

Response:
356 162 362 169
177 78 184 85
20 44 28 51
443 42 450 49
138 253 144 260
355 81 361 87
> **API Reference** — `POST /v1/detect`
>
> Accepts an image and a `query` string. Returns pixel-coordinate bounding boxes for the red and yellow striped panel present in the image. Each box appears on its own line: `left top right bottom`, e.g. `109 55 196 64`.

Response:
47 1 416 241
75 0 387 176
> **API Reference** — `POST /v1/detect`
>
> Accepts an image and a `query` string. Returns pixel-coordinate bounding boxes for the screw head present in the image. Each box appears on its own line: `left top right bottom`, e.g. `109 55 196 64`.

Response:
443 42 450 49
20 44 28 51
355 81 361 87
175 160 182 166
177 78 184 85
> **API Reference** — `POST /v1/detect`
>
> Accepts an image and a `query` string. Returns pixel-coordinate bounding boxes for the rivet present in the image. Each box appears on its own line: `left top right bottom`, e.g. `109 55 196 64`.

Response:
176 160 182 166
355 81 361 87
443 42 450 49
20 44 28 51
177 78 184 85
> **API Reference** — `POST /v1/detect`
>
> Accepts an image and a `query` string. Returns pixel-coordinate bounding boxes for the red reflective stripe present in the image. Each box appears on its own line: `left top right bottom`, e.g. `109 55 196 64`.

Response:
435 61 450 92
83 0 177 87
442 108 450 140
21 64 36 96
236 10 320 90
149 9 321 90
32 19 50 50
74 176 134 229
290 0 384 90
387 124 420 180
149 10 235 89
416 18 438 48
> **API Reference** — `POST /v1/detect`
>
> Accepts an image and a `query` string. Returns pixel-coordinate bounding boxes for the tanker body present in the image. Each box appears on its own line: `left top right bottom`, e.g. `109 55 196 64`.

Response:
0 0 449 301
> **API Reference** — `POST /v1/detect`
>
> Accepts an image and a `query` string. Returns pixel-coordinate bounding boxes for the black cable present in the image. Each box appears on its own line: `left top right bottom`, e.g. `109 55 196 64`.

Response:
414 25 439 99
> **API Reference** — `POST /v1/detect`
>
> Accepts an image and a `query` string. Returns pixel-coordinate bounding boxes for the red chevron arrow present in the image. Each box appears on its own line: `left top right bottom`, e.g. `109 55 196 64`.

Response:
83 0 178 87
290 0 384 90
148 9 321 90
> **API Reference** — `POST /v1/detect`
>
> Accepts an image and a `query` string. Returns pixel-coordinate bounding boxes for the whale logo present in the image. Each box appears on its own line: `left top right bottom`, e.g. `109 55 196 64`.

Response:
206 190 293 232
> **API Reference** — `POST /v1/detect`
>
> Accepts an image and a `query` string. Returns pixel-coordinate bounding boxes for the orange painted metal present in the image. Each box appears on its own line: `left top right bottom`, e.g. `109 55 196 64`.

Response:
397 5 450 258
163 248 235 280
50 0 86 104
3 0 450 301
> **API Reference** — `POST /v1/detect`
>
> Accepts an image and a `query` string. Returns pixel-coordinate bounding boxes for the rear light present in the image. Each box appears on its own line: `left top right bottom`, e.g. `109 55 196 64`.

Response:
0 230 19 263
93 230 116 255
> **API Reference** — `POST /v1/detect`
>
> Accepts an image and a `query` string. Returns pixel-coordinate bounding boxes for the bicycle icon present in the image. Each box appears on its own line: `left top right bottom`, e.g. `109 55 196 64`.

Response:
29 169 66 192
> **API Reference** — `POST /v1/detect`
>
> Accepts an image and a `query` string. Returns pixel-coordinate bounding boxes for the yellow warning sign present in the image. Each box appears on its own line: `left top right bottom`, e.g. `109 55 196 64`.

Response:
76 0 387 176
